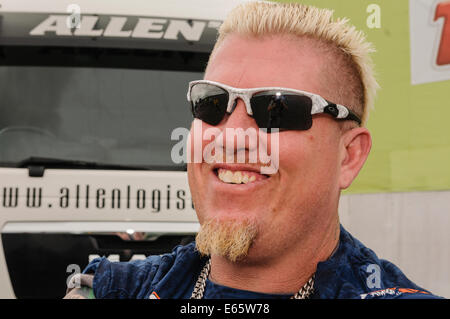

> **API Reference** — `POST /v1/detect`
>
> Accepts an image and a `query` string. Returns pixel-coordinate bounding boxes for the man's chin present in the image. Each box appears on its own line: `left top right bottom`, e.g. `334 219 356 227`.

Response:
195 217 258 262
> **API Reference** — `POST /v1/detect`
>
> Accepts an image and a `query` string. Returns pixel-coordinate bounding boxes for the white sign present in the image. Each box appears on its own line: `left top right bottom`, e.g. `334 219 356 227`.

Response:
409 0 450 85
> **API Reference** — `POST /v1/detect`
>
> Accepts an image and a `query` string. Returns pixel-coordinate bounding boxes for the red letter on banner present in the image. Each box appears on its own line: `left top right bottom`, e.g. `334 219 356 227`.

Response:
435 1 450 65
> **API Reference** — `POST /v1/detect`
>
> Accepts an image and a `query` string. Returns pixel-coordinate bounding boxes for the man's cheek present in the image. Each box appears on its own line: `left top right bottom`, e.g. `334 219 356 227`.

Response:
187 119 223 164
186 124 202 164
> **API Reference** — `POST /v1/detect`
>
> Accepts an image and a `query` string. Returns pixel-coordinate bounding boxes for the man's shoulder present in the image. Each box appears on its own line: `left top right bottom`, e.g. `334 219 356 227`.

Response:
314 226 443 299
84 241 203 299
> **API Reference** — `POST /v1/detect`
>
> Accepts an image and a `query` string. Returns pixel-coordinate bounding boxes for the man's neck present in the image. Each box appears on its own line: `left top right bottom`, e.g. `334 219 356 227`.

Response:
208 221 340 295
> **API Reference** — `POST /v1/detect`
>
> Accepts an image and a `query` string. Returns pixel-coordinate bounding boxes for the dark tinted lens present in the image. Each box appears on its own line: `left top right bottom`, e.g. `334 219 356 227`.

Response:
250 92 313 130
190 83 228 125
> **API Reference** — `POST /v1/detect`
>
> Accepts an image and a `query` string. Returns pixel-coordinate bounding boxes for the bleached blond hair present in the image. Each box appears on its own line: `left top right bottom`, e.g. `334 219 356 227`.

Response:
209 1 379 126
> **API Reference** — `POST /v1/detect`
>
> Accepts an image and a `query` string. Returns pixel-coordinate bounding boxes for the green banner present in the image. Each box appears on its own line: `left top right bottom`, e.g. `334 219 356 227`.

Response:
275 0 450 193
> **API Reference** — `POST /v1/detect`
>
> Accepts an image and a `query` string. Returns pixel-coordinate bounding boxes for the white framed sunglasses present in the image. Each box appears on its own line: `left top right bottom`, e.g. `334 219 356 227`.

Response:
187 80 361 131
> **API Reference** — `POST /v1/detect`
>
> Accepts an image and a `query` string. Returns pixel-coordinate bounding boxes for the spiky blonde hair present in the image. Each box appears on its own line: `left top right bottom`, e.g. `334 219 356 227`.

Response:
210 1 379 126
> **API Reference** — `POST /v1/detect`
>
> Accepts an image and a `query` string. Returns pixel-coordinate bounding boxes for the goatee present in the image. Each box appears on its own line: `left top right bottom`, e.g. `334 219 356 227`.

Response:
195 218 258 262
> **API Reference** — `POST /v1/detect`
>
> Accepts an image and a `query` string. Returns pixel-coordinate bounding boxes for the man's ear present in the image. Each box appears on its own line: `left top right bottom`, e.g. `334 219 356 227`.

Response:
339 127 372 189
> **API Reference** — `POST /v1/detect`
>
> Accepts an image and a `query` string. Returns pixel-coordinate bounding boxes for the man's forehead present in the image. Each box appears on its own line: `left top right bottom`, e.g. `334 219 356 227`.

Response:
205 34 328 93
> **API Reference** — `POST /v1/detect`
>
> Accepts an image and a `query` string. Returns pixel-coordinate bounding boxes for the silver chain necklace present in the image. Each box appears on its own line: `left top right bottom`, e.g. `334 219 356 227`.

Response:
190 259 315 299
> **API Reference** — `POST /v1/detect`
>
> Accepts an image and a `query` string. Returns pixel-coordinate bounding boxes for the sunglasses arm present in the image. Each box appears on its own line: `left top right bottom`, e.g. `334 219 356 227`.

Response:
320 102 362 125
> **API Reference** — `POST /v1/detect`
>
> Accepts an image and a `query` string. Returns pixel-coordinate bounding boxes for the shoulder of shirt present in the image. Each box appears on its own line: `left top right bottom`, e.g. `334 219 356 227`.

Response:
83 241 201 299
314 225 443 299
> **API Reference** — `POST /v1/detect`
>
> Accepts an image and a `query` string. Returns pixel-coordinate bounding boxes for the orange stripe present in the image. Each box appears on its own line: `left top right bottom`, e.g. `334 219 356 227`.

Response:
397 288 429 294
151 291 161 299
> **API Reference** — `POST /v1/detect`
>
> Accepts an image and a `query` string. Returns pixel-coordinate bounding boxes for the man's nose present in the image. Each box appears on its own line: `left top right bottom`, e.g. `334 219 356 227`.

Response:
215 98 259 155
221 98 258 131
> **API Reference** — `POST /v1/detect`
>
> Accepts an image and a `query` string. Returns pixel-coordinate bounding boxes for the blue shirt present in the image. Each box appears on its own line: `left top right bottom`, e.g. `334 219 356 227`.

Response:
83 225 442 299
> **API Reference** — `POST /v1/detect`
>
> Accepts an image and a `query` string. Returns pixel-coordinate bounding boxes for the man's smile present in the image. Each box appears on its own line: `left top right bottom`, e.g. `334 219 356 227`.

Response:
216 167 271 184
210 164 271 189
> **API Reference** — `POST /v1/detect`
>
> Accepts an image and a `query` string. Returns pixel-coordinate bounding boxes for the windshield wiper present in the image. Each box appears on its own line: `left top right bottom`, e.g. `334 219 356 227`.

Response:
13 156 186 177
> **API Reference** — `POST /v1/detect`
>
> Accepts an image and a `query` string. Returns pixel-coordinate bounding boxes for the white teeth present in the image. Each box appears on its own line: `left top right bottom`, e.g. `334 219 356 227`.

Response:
232 171 242 184
217 169 258 184
223 170 233 183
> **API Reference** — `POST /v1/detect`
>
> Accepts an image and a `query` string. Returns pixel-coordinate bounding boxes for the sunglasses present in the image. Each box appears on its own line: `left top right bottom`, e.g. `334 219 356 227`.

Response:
187 80 361 131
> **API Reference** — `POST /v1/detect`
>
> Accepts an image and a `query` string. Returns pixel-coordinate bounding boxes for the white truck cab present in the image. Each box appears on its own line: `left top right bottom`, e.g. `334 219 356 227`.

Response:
0 0 254 298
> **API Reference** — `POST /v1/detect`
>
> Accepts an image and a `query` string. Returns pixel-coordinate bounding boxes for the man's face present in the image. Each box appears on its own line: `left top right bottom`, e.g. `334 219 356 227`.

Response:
188 34 345 260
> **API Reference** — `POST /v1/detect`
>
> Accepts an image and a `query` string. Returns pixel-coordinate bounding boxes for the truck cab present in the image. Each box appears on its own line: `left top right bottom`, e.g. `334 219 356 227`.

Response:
0 0 252 298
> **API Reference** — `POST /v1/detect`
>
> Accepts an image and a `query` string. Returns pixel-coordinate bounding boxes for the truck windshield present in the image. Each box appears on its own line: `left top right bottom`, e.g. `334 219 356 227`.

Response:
0 66 201 168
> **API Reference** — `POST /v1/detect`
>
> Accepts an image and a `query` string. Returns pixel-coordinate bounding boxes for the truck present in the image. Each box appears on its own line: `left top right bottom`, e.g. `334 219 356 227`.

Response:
0 0 254 298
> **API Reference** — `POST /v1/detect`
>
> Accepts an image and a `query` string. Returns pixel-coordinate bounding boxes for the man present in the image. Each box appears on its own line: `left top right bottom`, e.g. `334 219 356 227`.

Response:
65 2 441 299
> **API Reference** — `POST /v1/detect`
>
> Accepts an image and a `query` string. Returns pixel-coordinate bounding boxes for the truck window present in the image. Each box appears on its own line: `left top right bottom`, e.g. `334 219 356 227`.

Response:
0 65 200 168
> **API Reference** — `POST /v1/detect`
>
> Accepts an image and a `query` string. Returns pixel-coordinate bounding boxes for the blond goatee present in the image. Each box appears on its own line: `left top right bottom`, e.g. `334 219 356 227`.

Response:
195 218 258 262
